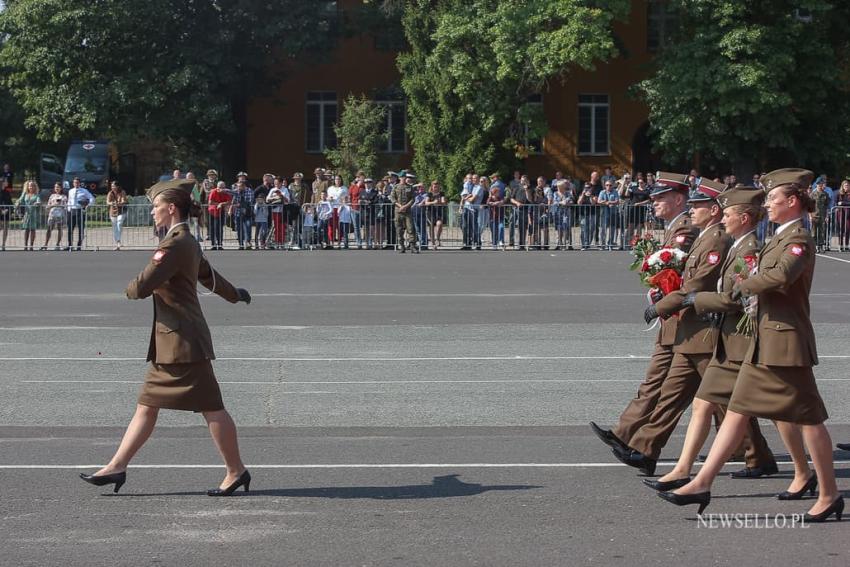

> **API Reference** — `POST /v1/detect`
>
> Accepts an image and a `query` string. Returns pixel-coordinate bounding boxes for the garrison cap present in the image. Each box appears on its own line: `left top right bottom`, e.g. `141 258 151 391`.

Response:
761 168 814 192
650 171 690 197
687 178 725 203
146 178 195 201
717 185 765 209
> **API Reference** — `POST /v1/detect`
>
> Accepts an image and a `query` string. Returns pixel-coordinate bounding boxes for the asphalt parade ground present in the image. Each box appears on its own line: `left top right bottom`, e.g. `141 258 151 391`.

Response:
1 249 849 566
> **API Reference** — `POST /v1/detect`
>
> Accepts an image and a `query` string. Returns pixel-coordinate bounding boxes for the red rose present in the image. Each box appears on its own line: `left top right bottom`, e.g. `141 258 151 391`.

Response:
743 255 757 271
647 268 682 295
659 250 673 263
641 260 650 272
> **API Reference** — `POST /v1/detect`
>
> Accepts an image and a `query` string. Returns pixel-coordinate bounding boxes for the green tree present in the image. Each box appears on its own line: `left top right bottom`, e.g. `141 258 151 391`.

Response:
640 0 850 173
325 94 387 183
0 0 336 174
396 0 630 196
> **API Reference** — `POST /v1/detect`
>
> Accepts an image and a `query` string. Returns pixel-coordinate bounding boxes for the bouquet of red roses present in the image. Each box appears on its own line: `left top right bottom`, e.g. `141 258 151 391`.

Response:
732 254 758 335
639 247 688 294
628 233 661 272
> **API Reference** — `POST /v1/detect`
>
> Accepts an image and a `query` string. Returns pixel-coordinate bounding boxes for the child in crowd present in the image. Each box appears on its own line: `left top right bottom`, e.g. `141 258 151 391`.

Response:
338 196 352 249
253 195 270 250
302 204 316 250
316 190 333 250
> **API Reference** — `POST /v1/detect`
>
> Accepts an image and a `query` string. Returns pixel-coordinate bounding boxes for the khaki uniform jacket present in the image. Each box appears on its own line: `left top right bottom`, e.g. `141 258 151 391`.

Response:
738 219 818 367
692 231 760 362
390 183 415 213
657 212 700 346
656 223 732 353
126 225 239 364
311 179 328 204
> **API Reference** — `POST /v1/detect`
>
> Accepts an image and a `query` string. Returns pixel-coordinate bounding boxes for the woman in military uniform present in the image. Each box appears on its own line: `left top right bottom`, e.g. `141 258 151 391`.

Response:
659 169 843 522
80 179 253 496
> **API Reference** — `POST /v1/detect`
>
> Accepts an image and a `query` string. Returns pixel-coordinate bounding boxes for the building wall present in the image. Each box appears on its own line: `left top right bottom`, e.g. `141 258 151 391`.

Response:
246 0 657 182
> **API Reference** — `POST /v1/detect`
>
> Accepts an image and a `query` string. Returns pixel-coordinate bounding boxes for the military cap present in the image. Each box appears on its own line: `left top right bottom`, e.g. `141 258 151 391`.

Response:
387 171 399 178
146 178 196 201
716 184 764 209
205 169 218 177
650 171 690 197
404 172 417 179
761 168 814 192
293 172 304 179
236 171 248 178
687 178 725 203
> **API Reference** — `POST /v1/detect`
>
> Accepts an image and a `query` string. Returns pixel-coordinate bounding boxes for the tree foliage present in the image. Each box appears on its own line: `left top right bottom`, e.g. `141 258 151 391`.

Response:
397 0 630 196
325 94 387 183
0 0 335 170
640 0 850 173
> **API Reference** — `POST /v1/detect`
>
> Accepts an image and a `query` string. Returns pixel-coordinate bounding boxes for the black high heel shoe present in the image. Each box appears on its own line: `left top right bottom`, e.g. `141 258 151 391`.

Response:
657 490 711 515
643 477 690 492
79 471 126 493
207 470 251 497
777 474 817 500
803 496 844 523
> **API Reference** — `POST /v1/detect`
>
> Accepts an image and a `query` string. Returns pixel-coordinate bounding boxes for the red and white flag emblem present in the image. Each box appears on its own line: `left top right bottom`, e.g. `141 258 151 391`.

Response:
789 245 804 257
152 249 167 263
707 251 720 265
676 235 686 244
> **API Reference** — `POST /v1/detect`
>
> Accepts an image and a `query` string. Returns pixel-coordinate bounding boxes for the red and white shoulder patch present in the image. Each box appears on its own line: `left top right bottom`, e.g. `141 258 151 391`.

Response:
707 251 720 265
152 249 167 264
789 244 804 257
676 235 686 244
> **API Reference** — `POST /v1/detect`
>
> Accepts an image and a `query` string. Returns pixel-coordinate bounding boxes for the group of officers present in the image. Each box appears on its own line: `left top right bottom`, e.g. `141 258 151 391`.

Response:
590 168 845 522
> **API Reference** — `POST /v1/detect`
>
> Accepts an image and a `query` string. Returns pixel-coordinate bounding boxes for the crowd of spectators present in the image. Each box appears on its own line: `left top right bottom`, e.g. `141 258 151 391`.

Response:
1 162 849 252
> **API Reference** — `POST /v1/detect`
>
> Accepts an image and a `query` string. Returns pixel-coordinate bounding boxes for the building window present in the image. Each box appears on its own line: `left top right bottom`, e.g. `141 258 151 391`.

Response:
524 93 544 155
376 100 406 153
647 0 676 52
306 91 338 153
578 94 609 156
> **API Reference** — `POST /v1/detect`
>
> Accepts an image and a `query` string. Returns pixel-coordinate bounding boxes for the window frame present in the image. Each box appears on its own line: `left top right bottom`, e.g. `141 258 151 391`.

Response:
305 91 338 153
375 99 407 154
577 94 610 156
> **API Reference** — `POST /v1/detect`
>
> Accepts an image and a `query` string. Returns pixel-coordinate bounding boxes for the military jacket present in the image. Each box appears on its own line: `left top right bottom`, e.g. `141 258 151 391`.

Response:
657 212 701 346
390 183 416 211
126 224 239 364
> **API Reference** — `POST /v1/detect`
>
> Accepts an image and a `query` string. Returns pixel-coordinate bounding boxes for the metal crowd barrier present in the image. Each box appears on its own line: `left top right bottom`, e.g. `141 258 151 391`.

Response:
1 203 848 252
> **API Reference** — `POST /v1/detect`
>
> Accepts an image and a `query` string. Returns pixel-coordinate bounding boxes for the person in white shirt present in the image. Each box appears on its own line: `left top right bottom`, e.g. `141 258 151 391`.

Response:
66 177 95 250
338 196 353 249
326 175 348 247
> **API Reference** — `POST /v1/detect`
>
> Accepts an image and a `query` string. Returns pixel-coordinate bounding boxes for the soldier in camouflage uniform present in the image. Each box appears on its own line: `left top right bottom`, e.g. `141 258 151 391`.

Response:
811 179 830 252
390 172 418 253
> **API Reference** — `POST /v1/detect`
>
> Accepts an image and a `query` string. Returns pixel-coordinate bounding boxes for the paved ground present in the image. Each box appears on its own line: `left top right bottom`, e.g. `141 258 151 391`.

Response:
1 250 849 566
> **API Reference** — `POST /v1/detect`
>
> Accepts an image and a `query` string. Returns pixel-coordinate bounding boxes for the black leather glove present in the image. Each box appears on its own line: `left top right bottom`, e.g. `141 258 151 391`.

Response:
237 288 251 304
644 305 659 325
681 292 696 307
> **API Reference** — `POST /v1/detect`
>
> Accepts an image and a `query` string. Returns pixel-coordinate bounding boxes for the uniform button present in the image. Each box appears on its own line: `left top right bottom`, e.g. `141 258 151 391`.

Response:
775 324 781 329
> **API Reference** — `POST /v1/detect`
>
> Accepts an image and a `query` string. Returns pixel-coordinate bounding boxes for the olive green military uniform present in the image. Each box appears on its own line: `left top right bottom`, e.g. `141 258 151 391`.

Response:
390 181 417 250
627 222 732 459
812 189 830 250
611 210 699 443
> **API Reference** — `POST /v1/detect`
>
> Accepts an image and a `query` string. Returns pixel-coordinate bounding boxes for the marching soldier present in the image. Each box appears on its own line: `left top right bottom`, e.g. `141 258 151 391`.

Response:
612 179 732 475
390 172 418 253
590 172 699 471
80 179 253 496
660 168 842 522
643 185 777 491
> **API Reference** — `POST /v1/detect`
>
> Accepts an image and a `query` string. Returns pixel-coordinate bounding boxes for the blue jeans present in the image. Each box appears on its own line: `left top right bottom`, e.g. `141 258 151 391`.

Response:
462 208 479 247
414 212 428 247
235 216 253 247
351 210 362 246
580 215 597 248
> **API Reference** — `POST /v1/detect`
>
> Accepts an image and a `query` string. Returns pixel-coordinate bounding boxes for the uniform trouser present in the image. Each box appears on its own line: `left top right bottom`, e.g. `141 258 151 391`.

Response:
628 352 711 460
612 343 674 444
813 220 827 247
395 213 416 248
713 404 776 469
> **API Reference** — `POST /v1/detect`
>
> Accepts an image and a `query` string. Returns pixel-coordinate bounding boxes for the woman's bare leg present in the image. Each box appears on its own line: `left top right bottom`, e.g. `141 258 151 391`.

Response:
658 398 716 482
775 421 812 493
203 409 246 488
675 410 749 494
802 423 840 515
96 404 160 475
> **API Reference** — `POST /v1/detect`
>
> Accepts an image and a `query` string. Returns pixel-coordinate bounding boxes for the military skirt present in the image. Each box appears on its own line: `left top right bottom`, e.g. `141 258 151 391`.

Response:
694 357 740 406
138 360 224 412
728 362 828 425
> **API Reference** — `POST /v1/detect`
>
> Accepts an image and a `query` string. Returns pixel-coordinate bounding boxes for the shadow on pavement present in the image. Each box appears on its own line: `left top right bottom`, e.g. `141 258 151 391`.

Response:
116 474 542 500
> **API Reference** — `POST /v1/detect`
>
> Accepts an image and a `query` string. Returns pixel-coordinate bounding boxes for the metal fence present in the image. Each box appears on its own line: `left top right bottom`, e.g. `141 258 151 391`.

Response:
1 202 849 252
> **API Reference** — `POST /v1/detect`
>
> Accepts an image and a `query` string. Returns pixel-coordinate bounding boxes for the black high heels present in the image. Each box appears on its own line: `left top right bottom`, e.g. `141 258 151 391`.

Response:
643 477 691 492
803 496 844 523
657 490 711 515
207 469 251 497
79 471 126 493
777 474 817 501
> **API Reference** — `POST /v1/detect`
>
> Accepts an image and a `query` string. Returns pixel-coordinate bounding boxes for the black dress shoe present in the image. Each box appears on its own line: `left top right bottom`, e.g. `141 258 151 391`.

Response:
207 470 251 497
643 477 690 492
777 474 817 500
80 471 126 493
657 490 711 515
589 421 629 452
729 462 779 478
611 446 657 476
803 496 844 523
836 443 850 451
